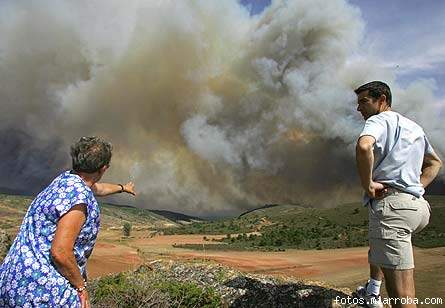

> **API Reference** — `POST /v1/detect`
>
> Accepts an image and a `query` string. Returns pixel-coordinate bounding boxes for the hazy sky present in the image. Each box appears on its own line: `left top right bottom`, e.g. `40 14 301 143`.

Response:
242 0 445 96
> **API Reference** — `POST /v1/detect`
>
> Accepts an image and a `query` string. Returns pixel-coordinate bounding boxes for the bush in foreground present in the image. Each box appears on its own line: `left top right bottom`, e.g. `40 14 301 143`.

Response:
89 270 221 308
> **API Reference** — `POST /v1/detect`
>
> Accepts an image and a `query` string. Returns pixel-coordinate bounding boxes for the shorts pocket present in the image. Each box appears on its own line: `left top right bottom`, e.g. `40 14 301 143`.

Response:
369 227 398 239
388 198 418 211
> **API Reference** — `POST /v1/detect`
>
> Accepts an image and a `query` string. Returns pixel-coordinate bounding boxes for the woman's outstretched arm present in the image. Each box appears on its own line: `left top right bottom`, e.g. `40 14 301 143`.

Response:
91 182 136 196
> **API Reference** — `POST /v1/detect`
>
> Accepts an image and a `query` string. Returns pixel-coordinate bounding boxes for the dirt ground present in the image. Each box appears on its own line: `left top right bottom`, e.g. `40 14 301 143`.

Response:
87 231 445 306
86 241 142 278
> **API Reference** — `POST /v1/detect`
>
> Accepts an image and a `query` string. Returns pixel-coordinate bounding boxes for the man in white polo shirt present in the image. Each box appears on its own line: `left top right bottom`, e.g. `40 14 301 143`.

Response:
354 81 442 308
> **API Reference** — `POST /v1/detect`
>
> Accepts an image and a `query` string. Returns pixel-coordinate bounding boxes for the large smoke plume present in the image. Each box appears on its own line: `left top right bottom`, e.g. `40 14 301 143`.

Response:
0 0 443 215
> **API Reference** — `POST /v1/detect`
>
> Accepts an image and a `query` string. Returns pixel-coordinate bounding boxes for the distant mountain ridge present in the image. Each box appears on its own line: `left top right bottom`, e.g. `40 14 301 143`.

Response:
238 204 280 218
238 203 308 218
149 209 204 223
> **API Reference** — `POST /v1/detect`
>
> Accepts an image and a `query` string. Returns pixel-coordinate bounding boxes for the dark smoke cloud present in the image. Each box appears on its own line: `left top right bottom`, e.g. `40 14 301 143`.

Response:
0 0 443 215
0 130 67 193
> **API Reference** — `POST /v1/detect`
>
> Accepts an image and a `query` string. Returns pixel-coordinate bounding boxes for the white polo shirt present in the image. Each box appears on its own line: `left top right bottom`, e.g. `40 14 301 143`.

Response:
359 111 435 205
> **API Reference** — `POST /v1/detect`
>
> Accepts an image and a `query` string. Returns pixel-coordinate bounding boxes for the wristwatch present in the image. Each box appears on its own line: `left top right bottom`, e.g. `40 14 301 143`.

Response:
118 184 125 193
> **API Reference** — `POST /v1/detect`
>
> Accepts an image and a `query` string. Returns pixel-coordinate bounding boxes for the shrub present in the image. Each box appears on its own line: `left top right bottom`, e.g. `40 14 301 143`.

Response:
123 222 132 237
92 273 128 301
89 272 221 308
90 274 169 307
156 280 221 308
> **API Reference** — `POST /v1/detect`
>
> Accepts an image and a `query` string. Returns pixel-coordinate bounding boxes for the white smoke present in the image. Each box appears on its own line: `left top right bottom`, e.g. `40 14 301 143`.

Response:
0 0 443 215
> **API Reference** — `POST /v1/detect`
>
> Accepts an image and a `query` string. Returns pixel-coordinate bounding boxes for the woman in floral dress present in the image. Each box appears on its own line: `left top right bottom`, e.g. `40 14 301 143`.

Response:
0 136 136 307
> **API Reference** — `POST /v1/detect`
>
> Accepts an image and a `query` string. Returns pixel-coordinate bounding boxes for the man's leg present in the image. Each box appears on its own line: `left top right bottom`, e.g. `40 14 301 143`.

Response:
381 268 416 308
355 262 384 307
370 263 384 280
363 199 385 307
368 263 384 295
378 194 430 308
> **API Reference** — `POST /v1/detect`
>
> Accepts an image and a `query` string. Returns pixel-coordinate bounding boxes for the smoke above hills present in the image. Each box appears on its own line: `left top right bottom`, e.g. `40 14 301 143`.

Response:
0 0 443 215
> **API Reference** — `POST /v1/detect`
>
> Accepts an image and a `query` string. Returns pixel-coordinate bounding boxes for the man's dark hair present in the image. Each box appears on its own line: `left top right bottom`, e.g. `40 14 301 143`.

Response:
70 136 112 173
354 81 392 107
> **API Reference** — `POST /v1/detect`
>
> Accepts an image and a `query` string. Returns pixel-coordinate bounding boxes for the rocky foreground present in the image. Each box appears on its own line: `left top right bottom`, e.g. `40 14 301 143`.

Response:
89 260 365 308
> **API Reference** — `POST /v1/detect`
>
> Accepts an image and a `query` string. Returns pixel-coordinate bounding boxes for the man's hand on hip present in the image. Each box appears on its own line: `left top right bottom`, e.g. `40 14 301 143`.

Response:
366 181 388 199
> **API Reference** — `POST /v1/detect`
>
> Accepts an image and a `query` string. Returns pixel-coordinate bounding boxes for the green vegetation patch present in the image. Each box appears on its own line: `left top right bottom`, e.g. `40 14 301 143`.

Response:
155 280 221 308
170 196 445 250
89 271 221 308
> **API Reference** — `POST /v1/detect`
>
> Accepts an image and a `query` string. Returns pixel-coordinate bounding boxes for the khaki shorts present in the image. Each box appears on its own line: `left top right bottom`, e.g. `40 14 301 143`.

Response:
368 190 431 270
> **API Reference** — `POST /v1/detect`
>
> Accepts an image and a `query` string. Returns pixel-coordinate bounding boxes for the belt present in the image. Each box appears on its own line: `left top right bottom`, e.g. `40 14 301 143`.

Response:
380 186 419 200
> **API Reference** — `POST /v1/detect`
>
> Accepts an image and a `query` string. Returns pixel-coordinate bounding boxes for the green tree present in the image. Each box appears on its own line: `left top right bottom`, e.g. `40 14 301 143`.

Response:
123 222 132 237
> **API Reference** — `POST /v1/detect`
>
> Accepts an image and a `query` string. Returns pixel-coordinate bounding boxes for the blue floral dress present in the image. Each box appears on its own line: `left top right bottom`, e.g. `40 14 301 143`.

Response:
0 170 100 307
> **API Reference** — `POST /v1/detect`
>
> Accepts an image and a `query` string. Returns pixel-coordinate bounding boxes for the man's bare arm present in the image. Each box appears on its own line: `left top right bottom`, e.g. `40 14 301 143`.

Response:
91 182 136 197
421 152 443 188
356 135 386 199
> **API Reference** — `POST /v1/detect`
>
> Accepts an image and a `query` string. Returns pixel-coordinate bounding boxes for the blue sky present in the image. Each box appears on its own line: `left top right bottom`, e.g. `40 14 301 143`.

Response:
241 0 445 97
239 0 272 15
